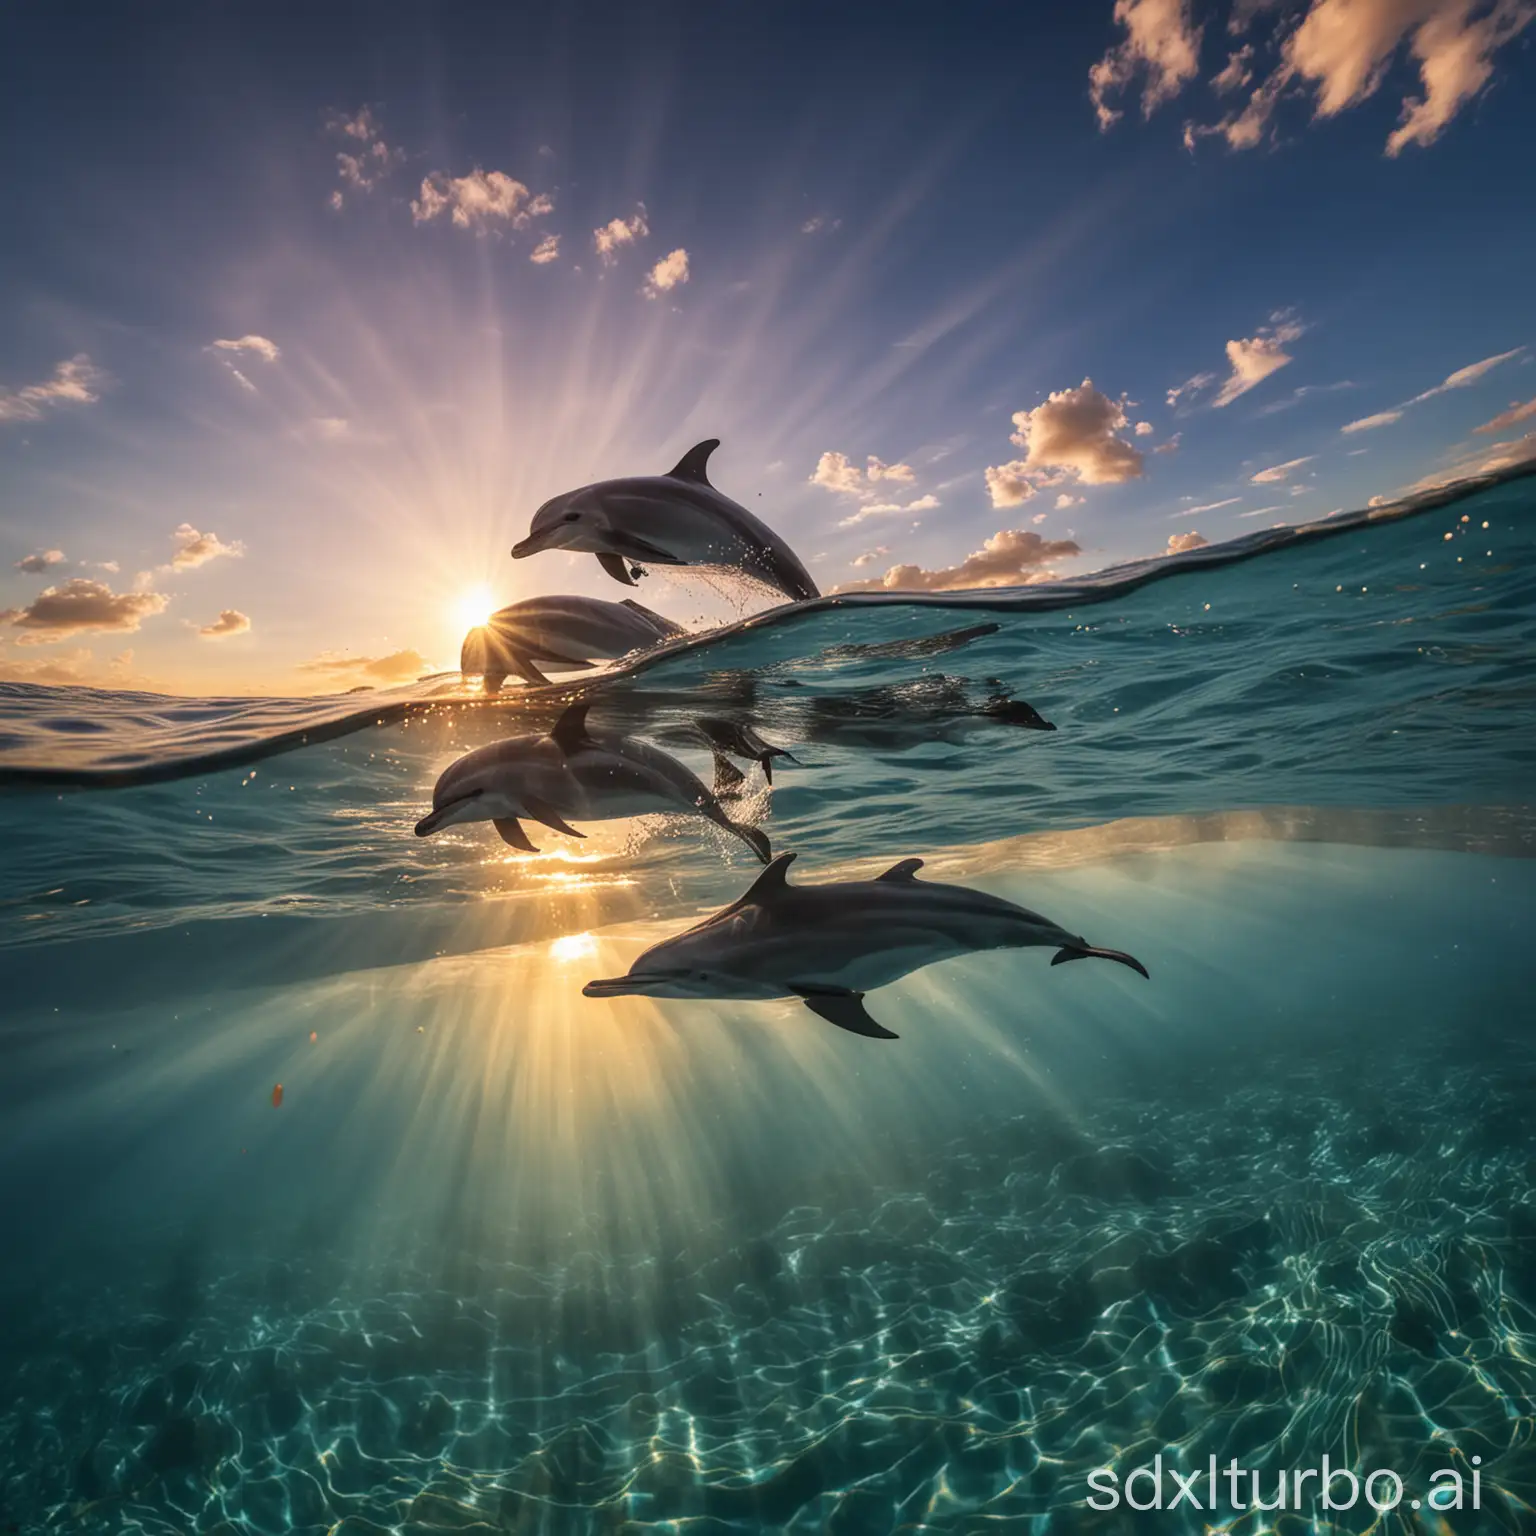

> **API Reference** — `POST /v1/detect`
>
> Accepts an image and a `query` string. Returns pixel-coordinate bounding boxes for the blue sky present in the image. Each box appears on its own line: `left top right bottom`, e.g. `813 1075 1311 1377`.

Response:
2 1 1533 693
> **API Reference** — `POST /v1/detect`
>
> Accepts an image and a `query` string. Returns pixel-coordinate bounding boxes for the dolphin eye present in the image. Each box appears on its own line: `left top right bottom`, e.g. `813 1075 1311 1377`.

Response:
563 511 580 523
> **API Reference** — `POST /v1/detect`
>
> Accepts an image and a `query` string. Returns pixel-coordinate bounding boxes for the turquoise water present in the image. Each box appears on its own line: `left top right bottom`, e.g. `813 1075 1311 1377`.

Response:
2 476 1534 1534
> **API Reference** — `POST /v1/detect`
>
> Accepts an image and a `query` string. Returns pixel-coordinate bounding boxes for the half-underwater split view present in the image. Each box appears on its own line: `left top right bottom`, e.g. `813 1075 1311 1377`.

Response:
3 6 1536 1535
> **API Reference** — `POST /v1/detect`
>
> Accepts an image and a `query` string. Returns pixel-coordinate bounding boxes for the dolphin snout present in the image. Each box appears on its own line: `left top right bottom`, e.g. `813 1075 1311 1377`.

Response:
582 975 637 998
511 535 541 559
415 789 482 837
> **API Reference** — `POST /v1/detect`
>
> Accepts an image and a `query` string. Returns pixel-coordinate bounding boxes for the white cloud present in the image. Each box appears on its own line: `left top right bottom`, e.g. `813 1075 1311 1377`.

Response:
801 215 841 234
530 233 561 265
1476 396 1536 434
991 379 1145 500
1411 346 1525 401
1 578 168 643
644 247 690 297
1174 496 1241 517
0 355 107 424
1236 504 1285 517
1250 454 1314 483
1213 315 1305 407
594 206 649 262
1090 0 1203 130
0 643 97 685
15 549 66 574
1187 0 1536 157
984 460 1036 508
809 451 918 502
837 492 940 528
198 609 252 639
1342 408 1404 433
850 546 890 567
210 335 280 363
1154 432 1183 455
1031 511 1049 525
412 170 552 233
1343 347 1524 431
170 523 245 570
1134 420 1154 435
1212 45 1256 93
809 451 865 495
834 529 1083 593
298 648 432 686
1167 372 1216 409
328 107 405 205
1056 492 1085 509
1167 530 1209 554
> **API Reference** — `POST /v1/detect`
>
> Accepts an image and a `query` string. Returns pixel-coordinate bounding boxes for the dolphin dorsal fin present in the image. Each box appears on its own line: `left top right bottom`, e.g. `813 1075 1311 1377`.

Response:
667 439 719 485
741 851 796 902
550 701 596 754
876 858 924 883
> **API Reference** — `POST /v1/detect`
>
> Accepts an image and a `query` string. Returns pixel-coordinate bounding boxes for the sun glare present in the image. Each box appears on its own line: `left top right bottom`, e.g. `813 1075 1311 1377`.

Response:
454 586 497 632
550 932 598 963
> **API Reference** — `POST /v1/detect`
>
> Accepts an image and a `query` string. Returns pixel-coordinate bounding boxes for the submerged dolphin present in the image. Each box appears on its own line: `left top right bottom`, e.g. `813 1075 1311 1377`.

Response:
511 440 820 603
414 703 770 863
583 852 1147 1038
461 596 686 690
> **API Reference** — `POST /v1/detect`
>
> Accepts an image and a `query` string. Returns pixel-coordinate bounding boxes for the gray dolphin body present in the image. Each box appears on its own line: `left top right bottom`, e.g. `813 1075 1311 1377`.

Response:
414 703 770 863
461 596 686 690
582 852 1147 1038
511 440 820 603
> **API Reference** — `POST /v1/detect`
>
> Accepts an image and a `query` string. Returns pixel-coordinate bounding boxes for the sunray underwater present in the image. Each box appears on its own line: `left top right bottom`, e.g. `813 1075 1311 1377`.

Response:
3 4 1536 1533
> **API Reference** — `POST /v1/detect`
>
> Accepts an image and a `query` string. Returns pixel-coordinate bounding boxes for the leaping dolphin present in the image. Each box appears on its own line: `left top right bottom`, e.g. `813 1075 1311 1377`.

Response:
414 703 770 863
461 596 687 690
511 440 820 603
582 851 1147 1039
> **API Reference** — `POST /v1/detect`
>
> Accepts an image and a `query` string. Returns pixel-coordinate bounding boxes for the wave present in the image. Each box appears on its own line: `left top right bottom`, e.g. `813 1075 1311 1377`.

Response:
3 461 1531 788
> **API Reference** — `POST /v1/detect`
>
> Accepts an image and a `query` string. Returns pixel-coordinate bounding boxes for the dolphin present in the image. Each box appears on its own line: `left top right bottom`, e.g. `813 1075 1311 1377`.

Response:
415 703 770 863
511 439 820 603
582 851 1147 1038
461 596 687 690
692 716 799 795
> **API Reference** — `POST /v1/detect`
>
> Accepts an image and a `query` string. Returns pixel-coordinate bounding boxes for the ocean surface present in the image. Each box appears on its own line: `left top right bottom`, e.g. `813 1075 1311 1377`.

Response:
2 472 1534 1534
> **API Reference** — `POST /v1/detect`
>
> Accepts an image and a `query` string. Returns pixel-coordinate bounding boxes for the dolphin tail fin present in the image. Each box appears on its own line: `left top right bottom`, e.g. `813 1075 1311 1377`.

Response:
712 749 747 799
731 822 772 865
1051 945 1149 980
597 552 638 587
792 987 898 1040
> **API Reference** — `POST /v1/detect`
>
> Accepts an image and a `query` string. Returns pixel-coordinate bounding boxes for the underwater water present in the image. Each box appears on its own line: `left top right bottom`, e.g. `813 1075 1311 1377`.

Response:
2 475 1535 1535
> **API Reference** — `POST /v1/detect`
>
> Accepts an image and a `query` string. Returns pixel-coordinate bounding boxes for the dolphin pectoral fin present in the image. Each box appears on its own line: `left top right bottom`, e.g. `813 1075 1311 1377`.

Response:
522 796 587 839
792 987 898 1040
483 671 507 695
876 858 924 883
1051 945 1150 980
493 818 538 852
597 551 638 586
511 653 553 687
607 530 681 565
667 439 720 484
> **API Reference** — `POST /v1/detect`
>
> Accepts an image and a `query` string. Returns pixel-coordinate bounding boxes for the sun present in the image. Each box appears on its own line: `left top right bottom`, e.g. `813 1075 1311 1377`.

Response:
453 585 498 633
